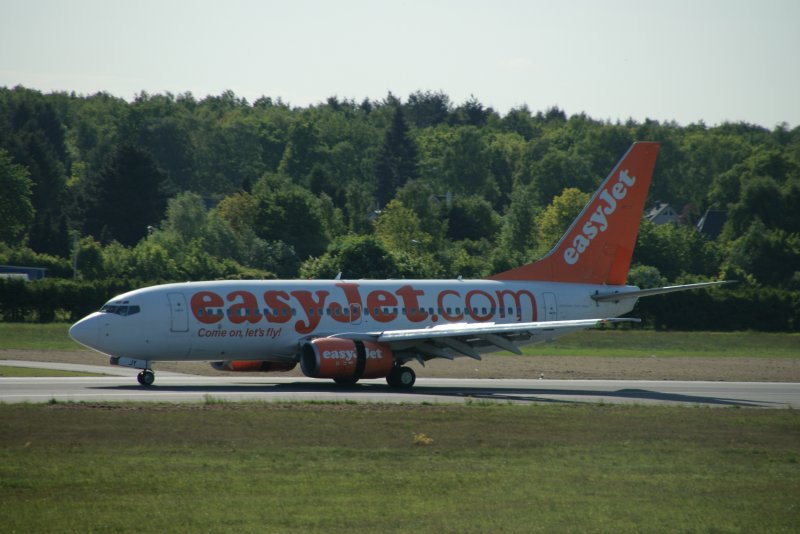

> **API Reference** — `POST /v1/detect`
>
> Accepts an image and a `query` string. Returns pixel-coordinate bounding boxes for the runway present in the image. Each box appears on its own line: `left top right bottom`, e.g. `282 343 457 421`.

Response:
2 371 799 408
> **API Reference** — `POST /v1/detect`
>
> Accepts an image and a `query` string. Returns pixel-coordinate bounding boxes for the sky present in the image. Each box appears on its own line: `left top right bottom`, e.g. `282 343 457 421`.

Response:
1 0 798 128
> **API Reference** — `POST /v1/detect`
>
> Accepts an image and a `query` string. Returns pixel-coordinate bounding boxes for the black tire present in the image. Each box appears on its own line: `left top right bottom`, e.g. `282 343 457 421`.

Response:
387 366 415 389
139 370 155 387
396 366 416 389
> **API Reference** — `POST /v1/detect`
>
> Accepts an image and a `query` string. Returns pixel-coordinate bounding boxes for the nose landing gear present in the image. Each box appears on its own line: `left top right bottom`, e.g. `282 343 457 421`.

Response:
109 357 155 386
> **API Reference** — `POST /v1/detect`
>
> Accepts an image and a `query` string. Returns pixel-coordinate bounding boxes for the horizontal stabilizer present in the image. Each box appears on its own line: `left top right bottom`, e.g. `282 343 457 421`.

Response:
591 281 736 302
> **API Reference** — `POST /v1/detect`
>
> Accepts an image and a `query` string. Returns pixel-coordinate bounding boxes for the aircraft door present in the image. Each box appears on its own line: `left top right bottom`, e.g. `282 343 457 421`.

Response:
167 293 189 332
543 292 558 321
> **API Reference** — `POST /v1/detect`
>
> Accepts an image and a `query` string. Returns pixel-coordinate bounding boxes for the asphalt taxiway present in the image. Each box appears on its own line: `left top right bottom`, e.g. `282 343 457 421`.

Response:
1 361 798 408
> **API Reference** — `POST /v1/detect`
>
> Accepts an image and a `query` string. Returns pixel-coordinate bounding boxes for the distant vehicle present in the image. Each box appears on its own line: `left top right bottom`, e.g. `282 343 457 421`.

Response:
69 142 726 388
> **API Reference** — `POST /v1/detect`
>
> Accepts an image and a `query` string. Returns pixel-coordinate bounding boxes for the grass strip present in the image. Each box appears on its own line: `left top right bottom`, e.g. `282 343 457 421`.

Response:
522 329 800 358
0 366 105 377
1 402 798 533
0 323 80 350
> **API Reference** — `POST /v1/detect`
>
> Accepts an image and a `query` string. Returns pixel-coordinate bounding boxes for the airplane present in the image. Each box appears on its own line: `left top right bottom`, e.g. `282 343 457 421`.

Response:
69 142 728 388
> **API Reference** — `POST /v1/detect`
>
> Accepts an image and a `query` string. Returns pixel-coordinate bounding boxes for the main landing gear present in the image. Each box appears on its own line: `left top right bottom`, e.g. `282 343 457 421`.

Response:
137 369 155 387
386 365 416 389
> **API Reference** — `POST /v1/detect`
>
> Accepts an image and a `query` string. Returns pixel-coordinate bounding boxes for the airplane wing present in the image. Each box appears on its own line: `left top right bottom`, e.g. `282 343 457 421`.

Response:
330 317 640 363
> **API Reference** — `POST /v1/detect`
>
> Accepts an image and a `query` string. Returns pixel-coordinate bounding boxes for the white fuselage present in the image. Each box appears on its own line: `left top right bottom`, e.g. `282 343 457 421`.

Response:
69 278 638 363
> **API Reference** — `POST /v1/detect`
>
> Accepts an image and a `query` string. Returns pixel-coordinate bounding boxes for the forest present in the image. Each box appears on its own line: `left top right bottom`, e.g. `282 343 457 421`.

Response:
0 85 798 329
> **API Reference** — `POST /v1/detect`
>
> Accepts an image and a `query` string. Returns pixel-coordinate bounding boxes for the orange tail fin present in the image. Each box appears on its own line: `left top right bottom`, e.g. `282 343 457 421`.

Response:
489 142 660 285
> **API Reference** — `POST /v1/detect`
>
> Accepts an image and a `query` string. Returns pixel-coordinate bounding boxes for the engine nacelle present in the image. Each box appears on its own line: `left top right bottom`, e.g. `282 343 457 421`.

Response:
300 338 394 380
210 360 297 373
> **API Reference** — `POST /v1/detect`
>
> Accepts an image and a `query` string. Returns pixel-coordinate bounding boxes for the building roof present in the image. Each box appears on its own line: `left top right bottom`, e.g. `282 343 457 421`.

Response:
0 265 48 280
696 209 727 240
645 202 679 224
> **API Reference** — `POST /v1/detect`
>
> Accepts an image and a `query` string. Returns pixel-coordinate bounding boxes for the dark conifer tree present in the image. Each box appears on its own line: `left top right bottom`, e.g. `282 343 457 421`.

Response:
83 145 167 246
375 105 418 207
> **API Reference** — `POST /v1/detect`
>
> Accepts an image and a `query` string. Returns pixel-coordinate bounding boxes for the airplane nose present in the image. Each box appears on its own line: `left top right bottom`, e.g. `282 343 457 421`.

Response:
69 315 100 349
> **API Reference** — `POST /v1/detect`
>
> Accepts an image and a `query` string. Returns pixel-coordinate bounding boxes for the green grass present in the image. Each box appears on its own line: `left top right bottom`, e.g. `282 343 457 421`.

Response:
0 322 81 350
0 366 104 377
523 329 800 358
1 403 798 533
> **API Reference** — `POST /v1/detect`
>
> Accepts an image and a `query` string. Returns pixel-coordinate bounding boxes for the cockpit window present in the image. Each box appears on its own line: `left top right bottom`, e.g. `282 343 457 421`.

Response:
100 304 141 316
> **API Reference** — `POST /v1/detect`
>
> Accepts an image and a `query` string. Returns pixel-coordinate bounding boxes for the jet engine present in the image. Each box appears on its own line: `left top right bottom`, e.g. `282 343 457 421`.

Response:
300 338 394 380
210 360 297 372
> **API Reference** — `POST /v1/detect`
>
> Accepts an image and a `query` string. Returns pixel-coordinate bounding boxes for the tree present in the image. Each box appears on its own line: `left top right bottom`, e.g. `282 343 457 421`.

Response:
536 188 589 252
449 95 492 127
394 180 447 245
120 92 196 192
500 106 537 140
495 183 539 267
446 195 500 241
74 236 105 280
444 127 497 200
161 191 207 244
300 235 399 279
722 219 800 287
253 185 328 260
216 191 258 233
486 132 527 207
278 118 322 183
0 149 34 243
633 220 720 281
343 180 376 234
529 149 592 205
82 144 168 246
375 105 418 207
405 90 451 128
0 89 70 254
374 200 432 255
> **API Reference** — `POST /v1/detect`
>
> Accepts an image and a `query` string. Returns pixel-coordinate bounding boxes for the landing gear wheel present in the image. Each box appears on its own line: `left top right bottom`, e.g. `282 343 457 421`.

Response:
137 370 155 387
387 366 415 389
333 376 359 386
